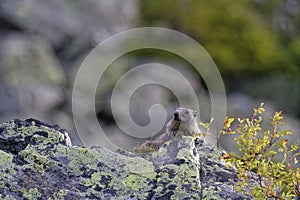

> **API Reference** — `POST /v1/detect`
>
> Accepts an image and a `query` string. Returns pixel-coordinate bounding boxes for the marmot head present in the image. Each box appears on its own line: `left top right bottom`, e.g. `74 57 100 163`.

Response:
173 107 197 123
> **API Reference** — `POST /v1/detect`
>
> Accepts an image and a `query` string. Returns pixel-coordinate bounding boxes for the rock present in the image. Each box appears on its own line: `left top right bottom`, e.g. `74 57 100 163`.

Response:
0 34 66 120
0 0 139 146
0 119 248 199
0 0 138 59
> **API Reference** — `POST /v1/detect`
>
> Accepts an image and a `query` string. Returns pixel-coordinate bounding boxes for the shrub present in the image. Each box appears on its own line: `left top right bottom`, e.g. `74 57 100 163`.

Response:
202 103 300 199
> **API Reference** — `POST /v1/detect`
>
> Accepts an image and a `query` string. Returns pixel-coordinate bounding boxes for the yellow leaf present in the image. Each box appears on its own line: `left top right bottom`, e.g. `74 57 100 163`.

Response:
294 157 298 165
281 139 288 147
224 117 235 128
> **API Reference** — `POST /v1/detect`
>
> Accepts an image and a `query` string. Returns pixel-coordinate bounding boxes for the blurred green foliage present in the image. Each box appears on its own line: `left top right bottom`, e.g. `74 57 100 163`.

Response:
140 0 300 78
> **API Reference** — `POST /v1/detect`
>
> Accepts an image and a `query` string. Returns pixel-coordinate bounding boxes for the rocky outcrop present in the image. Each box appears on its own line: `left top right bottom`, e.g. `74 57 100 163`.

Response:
0 119 247 199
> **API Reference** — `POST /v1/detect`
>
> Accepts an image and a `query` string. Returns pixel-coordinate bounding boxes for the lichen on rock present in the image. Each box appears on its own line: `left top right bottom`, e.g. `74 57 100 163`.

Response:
0 118 248 199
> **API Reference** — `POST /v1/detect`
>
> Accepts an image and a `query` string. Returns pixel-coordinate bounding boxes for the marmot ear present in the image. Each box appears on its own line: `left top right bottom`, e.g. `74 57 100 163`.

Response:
193 110 197 117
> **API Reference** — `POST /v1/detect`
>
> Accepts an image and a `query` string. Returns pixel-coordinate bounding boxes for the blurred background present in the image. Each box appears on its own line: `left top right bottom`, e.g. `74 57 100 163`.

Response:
0 0 299 150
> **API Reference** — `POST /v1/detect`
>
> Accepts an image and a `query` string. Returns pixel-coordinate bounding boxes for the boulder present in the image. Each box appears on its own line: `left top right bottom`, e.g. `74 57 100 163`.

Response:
0 119 247 199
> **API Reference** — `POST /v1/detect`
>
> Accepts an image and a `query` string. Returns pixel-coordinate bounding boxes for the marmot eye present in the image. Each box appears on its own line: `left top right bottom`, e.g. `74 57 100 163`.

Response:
185 111 189 114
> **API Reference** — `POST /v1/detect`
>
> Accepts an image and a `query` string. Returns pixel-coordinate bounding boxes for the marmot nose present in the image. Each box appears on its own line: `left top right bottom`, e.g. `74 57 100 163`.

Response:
174 112 180 120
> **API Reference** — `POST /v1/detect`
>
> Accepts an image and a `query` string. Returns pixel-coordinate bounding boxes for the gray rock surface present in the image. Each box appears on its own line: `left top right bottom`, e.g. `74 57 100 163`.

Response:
0 0 138 56
0 0 139 146
0 34 66 116
0 118 248 199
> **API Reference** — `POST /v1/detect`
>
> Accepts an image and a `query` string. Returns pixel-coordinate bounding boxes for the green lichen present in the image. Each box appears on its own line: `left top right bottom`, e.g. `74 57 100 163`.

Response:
122 174 146 191
18 124 67 145
54 144 156 197
0 150 16 190
88 172 108 186
151 137 202 199
122 160 155 191
17 125 38 137
155 164 200 199
0 150 13 165
125 157 155 177
0 195 15 200
2 120 37 137
56 145 98 173
20 146 57 173
177 140 197 159
2 121 18 136
49 189 69 200
1 120 70 146
23 188 41 199
202 186 221 199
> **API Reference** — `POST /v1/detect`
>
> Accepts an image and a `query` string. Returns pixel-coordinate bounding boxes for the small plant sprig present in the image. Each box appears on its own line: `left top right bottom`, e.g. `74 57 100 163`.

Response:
198 118 224 146
220 103 300 199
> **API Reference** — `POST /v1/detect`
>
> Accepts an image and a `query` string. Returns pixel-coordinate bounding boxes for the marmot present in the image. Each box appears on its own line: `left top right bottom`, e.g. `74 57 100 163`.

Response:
134 107 201 153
